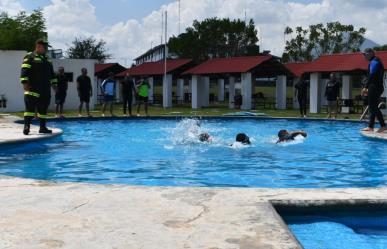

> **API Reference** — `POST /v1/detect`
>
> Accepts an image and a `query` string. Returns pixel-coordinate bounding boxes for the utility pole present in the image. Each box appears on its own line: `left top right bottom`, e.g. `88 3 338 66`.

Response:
164 11 168 90
178 0 181 35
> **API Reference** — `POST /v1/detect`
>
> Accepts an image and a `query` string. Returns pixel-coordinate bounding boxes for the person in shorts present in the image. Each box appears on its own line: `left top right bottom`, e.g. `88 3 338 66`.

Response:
325 73 340 119
55 67 68 118
136 77 150 116
77 68 93 117
101 72 116 117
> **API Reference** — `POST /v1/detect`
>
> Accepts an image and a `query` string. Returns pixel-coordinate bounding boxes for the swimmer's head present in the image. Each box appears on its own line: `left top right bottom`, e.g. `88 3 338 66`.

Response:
199 133 211 142
236 133 250 145
278 130 291 142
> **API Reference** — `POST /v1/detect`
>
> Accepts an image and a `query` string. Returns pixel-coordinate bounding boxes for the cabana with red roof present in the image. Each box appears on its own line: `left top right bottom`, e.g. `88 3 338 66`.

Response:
183 55 290 110
304 51 387 114
116 59 193 107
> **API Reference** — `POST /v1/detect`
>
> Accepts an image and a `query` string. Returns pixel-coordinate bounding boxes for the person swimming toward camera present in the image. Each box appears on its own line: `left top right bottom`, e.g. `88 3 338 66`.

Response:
199 133 212 142
235 133 251 145
277 130 307 143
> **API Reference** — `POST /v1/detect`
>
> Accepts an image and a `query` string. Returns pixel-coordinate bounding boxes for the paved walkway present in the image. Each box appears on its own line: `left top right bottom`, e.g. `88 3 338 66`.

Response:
0 115 62 145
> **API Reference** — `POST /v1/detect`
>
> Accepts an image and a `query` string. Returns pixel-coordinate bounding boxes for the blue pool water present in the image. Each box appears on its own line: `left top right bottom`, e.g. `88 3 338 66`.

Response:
0 118 386 187
286 213 387 249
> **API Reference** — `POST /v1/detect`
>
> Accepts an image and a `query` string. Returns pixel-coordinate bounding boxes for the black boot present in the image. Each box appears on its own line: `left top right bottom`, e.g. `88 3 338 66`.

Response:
39 119 52 134
23 116 32 135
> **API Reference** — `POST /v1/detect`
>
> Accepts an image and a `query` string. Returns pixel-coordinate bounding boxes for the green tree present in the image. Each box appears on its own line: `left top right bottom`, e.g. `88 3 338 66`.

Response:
283 22 366 62
66 37 111 63
373 44 387 51
0 10 46 51
168 18 259 62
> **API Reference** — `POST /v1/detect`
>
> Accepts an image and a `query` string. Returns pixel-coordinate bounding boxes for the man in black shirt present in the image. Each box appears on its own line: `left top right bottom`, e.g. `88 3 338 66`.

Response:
77 68 93 117
362 48 386 133
120 73 136 116
325 73 340 119
55 67 68 118
295 77 308 118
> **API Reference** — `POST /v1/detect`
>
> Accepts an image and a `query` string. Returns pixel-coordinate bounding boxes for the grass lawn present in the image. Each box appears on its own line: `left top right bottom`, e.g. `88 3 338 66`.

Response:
8 103 365 120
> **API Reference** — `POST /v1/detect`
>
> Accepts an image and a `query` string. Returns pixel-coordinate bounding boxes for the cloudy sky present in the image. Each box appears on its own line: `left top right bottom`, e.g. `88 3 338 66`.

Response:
1 0 386 65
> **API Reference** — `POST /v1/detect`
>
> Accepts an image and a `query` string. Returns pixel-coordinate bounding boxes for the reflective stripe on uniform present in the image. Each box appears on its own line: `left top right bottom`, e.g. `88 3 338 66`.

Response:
21 63 31 69
24 91 40 97
20 77 29 81
34 57 42 61
50 78 58 84
38 114 48 118
24 112 35 117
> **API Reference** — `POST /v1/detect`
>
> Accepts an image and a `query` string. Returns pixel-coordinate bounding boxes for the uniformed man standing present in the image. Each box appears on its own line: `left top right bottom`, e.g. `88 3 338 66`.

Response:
20 39 58 135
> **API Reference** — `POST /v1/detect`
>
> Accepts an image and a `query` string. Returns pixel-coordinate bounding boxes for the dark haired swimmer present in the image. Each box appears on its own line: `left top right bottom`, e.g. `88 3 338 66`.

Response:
199 133 212 142
236 133 251 145
277 130 307 143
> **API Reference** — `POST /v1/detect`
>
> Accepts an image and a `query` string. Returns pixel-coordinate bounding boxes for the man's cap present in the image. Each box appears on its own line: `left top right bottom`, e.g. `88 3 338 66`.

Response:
35 38 52 47
363 48 375 54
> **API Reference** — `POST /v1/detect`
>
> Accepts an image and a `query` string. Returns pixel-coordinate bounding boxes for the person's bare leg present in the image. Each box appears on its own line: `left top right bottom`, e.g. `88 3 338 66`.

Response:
145 102 148 116
60 104 64 117
102 103 106 116
86 103 90 116
78 102 83 116
137 103 141 116
55 104 59 117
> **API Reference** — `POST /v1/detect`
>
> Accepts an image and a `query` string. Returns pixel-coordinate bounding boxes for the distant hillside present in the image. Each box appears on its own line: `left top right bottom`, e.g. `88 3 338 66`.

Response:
361 38 380 50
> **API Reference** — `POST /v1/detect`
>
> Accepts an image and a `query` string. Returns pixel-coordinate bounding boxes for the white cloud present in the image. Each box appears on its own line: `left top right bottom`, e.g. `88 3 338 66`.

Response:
0 0 24 15
4 0 387 65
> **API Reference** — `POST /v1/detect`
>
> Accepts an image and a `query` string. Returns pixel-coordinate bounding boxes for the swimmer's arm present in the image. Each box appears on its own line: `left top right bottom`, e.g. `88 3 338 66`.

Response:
291 131 307 138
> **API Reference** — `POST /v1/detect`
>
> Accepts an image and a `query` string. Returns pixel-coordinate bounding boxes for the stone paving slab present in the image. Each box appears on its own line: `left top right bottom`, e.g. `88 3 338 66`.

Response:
360 130 387 141
2 176 387 249
0 116 62 145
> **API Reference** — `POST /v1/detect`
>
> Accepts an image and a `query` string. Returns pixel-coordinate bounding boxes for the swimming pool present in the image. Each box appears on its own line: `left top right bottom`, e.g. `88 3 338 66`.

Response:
0 118 385 188
283 207 387 249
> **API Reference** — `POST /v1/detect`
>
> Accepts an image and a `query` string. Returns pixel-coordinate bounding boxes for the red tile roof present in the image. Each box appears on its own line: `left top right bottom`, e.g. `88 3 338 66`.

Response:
304 51 387 73
95 63 117 74
285 62 310 77
116 59 192 77
183 56 273 75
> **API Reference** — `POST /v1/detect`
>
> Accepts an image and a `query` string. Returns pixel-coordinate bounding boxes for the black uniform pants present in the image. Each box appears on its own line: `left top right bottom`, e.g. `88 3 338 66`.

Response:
298 95 307 116
24 93 51 125
122 93 132 115
368 85 385 128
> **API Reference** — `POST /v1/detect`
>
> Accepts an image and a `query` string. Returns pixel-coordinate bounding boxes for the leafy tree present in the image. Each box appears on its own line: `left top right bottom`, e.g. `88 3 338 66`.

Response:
168 18 259 62
283 22 366 62
66 37 111 63
373 44 387 51
0 10 46 51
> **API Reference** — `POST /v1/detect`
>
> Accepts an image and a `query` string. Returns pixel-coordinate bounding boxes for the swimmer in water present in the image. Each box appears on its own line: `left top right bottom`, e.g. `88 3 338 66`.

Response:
235 133 251 145
277 130 307 143
199 133 212 142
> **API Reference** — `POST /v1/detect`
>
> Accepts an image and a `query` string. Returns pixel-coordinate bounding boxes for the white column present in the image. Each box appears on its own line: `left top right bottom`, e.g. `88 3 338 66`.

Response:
341 75 353 114
217 79 225 102
201 76 210 107
276 75 287 110
191 75 200 109
176 78 184 102
310 73 322 113
241 72 252 110
292 77 300 110
148 77 154 102
163 74 173 108
228 76 235 109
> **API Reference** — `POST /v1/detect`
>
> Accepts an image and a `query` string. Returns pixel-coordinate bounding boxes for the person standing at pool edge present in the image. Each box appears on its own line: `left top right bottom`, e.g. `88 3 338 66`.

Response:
136 77 150 117
295 76 308 118
325 73 340 119
120 73 136 116
362 48 386 133
55 67 68 118
20 38 58 135
77 68 93 117
101 72 116 117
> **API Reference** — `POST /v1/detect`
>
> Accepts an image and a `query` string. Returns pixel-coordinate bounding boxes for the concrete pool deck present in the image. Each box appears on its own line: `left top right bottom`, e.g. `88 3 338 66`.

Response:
3 176 387 249
0 115 62 145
